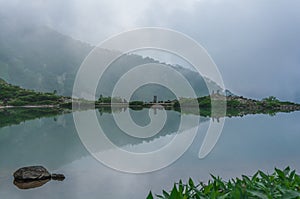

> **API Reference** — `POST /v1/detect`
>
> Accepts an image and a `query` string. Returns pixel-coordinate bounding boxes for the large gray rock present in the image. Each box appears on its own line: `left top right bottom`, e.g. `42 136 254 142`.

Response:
13 166 51 181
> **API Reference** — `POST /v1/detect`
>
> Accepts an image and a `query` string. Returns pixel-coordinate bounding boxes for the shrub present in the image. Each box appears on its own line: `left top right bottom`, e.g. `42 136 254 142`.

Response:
129 101 144 106
147 167 300 199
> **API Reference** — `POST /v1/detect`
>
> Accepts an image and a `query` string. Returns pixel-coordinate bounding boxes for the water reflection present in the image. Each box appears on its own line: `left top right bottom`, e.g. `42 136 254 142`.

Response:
0 112 89 170
0 108 67 128
13 179 50 190
0 108 299 199
0 108 207 169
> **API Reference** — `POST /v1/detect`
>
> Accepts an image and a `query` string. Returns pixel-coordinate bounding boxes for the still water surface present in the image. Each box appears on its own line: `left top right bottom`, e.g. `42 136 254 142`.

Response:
0 109 300 199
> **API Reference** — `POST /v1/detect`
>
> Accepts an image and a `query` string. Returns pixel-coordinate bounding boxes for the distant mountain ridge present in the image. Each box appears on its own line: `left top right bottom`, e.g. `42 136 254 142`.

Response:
0 18 92 95
0 18 221 101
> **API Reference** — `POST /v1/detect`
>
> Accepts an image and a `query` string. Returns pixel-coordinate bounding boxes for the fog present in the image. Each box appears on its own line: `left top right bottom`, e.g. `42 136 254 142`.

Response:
0 0 300 101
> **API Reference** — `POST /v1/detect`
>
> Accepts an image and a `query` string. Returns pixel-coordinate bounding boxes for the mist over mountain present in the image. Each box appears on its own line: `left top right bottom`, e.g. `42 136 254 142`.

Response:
0 17 221 101
0 16 92 95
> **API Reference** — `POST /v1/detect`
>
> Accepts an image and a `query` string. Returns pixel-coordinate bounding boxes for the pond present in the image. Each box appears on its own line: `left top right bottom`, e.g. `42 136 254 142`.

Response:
0 108 300 199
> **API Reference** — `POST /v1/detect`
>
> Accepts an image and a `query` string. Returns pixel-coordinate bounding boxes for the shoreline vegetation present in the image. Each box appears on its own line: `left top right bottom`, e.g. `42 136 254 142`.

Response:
147 167 300 199
1 78 300 118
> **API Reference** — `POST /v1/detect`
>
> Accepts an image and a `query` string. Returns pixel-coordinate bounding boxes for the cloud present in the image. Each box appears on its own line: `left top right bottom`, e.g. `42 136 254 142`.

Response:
0 0 300 101
136 0 300 101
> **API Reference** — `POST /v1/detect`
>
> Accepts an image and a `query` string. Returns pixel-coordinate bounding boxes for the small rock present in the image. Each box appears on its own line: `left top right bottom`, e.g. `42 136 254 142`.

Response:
51 173 65 181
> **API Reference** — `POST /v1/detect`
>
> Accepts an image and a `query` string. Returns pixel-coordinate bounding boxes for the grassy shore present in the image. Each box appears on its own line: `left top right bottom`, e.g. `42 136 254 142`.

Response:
1 78 300 118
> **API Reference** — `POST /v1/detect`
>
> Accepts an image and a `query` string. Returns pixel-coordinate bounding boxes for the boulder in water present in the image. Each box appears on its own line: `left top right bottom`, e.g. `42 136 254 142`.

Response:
13 166 51 181
13 166 65 189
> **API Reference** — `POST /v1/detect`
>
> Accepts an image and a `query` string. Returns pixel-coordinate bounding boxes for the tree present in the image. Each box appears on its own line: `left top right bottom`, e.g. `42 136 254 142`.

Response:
99 94 103 102
263 96 279 103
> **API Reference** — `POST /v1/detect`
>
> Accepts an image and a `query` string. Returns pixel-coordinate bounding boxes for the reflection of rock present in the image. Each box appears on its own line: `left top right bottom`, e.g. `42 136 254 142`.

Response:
14 179 50 190
13 166 65 189
14 166 51 181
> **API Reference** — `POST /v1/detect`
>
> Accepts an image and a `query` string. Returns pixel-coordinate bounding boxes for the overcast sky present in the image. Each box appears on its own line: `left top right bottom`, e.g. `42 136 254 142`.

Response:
1 0 300 101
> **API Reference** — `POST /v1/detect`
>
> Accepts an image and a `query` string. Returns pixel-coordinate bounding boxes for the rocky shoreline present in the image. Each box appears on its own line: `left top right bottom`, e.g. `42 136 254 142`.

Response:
224 95 300 116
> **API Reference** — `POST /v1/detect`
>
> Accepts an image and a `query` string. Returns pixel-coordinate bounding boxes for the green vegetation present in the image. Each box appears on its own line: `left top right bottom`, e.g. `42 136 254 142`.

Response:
97 95 123 104
129 101 144 106
259 96 296 108
147 167 300 199
174 95 300 117
0 78 66 106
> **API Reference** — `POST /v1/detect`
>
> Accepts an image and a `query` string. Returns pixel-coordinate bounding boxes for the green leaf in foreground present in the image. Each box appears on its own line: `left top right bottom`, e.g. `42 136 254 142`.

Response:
146 191 154 199
149 167 300 199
